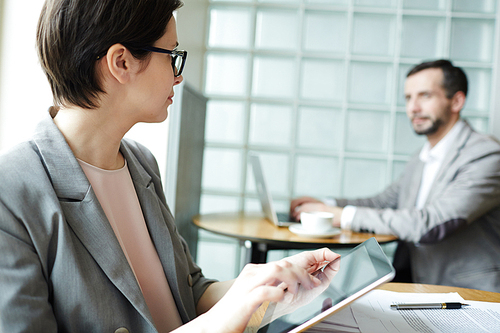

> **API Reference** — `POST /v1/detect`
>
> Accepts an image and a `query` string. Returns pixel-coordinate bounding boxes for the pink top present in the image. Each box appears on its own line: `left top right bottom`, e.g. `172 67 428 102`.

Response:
78 159 183 332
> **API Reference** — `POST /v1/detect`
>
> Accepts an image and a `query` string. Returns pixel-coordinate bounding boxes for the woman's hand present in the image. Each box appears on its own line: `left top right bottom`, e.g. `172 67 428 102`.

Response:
183 248 340 333
259 249 341 326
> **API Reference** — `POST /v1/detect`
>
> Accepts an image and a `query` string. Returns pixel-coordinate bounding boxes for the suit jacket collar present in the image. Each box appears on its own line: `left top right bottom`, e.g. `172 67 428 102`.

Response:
433 120 473 183
32 115 89 201
407 159 425 208
32 114 157 329
403 120 473 208
419 120 466 164
420 120 473 206
119 140 188 321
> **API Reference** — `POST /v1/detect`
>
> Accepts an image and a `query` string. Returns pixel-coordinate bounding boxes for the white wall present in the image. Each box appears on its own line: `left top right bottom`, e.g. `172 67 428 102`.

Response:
0 0 51 151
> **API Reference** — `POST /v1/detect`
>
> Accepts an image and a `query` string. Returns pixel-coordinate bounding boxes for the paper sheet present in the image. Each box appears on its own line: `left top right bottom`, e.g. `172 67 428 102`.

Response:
306 290 500 333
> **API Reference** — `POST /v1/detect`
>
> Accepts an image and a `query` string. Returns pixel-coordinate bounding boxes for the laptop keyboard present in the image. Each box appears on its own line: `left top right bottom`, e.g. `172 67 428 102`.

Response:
276 212 292 222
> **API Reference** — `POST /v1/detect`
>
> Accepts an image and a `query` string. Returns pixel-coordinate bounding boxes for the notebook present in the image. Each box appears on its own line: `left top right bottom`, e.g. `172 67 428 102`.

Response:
258 237 395 333
249 154 298 227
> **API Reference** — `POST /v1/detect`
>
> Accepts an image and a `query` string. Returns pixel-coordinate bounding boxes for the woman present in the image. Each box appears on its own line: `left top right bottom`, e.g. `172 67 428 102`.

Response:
0 0 341 332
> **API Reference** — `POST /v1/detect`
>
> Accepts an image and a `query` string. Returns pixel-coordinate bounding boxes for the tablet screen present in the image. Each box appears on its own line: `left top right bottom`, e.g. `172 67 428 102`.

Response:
258 237 395 333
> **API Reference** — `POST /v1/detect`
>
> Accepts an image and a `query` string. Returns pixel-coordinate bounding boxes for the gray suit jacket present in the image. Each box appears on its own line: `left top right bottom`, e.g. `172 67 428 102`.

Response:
336 122 500 292
0 115 215 332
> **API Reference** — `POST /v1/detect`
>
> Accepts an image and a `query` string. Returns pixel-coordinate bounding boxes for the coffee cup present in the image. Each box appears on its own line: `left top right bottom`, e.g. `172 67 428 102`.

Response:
300 211 334 233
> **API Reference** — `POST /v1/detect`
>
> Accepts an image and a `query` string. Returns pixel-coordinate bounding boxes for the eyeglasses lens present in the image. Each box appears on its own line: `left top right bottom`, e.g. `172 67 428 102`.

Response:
172 56 181 76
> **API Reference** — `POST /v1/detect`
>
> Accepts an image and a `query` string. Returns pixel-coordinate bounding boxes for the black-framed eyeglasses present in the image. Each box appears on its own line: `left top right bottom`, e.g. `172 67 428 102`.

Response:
142 46 187 77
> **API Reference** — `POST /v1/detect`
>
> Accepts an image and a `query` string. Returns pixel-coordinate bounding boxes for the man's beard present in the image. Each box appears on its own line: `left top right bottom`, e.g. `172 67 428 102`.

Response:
413 117 444 136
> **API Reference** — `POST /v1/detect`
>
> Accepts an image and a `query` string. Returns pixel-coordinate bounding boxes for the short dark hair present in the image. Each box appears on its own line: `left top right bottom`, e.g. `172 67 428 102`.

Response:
406 59 468 99
37 0 183 109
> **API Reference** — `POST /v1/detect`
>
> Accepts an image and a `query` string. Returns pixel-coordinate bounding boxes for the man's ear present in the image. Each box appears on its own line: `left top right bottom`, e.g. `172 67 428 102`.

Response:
451 91 466 114
105 44 135 84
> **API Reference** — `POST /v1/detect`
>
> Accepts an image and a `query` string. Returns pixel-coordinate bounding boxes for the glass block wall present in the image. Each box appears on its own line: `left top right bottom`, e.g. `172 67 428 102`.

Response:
196 0 500 279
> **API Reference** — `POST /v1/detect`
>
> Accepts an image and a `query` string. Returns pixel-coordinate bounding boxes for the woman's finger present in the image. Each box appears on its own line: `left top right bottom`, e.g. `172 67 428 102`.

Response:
285 248 340 274
237 261 318 296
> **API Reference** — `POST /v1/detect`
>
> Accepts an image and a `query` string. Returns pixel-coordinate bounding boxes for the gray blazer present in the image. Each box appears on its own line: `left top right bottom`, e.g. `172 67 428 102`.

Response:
0 115 215 332
336 122 500 292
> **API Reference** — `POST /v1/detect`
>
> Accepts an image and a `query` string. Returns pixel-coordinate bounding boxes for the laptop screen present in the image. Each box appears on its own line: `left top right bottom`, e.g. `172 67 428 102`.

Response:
258 237 395 333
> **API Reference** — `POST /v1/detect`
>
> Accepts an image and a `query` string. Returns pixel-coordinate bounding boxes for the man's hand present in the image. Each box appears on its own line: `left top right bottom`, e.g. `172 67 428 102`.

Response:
289 196 323 216
290 197 343 227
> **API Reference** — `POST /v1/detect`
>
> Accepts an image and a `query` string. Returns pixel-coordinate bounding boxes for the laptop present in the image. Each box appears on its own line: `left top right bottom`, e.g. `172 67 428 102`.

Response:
258 237 395 333
249 154 298 227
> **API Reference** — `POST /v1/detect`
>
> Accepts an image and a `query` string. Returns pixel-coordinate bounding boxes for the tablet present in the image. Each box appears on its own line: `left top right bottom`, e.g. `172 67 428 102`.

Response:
258 237 395 333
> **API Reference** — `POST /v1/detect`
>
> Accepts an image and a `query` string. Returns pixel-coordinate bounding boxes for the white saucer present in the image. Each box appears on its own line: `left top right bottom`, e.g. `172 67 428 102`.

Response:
289 224 341 238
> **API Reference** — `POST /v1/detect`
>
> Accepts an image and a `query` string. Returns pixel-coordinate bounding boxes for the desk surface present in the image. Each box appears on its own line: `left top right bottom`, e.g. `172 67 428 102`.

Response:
246 283 500 332
193 212 398 248
378 283 500 302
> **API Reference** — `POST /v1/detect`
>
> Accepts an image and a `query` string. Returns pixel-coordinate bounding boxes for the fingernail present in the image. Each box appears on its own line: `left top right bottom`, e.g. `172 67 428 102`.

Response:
312 276 321 287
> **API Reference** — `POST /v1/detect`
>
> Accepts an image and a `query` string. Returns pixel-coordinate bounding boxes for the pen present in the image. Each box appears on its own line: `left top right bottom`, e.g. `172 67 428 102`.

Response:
391 302 470 310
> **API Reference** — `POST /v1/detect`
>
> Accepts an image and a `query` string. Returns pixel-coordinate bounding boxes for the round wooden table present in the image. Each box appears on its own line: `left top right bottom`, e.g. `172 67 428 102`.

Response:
193 212 397 263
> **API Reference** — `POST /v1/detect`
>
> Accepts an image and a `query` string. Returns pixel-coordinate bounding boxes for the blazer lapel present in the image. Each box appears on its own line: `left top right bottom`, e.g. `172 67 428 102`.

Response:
58 200 155 326
32 115 154 327
405 157 425 208
121 143 191 322
425 121 473 204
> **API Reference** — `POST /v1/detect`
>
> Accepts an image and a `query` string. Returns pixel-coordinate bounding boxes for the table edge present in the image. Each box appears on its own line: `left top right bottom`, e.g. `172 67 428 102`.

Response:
192 212 398 247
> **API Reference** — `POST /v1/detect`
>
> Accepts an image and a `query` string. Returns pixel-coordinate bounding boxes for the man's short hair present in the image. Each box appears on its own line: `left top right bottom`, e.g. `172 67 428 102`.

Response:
406 59 468 99
37 0 183 109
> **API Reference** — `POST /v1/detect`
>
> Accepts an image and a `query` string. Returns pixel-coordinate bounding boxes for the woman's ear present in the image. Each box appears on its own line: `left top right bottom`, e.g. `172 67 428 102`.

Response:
104 44 135 84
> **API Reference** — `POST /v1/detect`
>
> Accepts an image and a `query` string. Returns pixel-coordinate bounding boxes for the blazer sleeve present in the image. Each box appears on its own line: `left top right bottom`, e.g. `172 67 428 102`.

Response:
335 177 402 210
347 149 500 243
0 199 57 332
334 153 423 210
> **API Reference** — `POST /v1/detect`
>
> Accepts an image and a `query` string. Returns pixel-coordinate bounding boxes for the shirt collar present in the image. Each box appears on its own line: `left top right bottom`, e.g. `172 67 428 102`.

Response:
419 119 465 163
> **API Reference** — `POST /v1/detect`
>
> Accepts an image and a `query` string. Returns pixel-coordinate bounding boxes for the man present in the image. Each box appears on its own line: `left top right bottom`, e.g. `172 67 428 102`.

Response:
291 59 500 292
